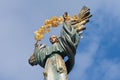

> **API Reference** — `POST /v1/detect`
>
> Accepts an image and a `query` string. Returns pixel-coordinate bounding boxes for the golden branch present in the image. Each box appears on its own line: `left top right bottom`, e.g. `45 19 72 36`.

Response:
34 6 92 41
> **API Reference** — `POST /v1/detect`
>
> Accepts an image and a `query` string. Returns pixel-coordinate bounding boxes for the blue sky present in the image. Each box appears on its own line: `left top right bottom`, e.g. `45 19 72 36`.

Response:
0 0 120 80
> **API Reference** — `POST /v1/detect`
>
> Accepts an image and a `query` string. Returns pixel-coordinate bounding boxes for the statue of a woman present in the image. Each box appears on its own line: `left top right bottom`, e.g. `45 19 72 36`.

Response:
28 6 92 80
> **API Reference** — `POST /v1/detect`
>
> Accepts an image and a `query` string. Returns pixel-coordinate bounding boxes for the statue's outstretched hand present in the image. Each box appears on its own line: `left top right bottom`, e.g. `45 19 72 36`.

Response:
28 55 37 66
35 41 39 48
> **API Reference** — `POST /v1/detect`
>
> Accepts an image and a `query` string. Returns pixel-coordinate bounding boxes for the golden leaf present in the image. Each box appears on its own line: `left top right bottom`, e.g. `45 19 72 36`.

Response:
72 15 79 20
44 20 51 25
45 24 51 28
51 21 59 27
35 34 44 41
38 27 45 34
50 16 58 21
58 16 64 24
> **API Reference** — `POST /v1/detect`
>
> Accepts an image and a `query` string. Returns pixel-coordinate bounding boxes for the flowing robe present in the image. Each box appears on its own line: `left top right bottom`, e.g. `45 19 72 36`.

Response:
33 21 80 80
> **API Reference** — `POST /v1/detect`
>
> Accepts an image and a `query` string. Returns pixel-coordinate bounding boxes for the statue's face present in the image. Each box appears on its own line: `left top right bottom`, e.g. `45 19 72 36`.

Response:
50 35 58 44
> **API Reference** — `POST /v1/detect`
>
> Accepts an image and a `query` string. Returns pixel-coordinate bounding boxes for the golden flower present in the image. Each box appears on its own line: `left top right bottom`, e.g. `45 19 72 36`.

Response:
34 31 39 35
58 16 64 24
41 25 46 30
51 21 59 27
38 27 45 34
35 34 44 41
45 24 51 29
50 16 58 21
44 20 51 25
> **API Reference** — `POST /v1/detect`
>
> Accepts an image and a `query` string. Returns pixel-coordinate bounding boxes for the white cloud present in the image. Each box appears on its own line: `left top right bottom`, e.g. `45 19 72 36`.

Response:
68 34 120 80
91 59 120 80
69 35 100 80
103 60 120 80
